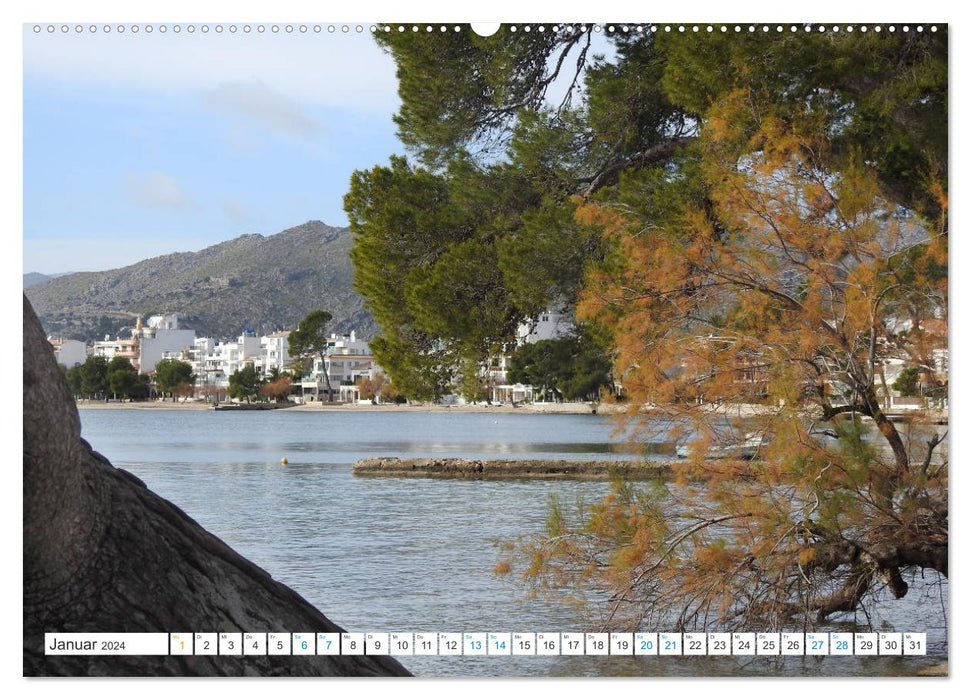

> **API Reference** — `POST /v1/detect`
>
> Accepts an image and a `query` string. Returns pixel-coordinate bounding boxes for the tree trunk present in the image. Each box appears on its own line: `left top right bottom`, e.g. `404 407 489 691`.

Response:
321 353 334 402
23 296 409 677
863 387 909 473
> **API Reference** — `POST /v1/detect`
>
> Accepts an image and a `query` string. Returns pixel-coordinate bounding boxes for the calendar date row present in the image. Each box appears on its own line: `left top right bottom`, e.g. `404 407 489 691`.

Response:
46 631 926 657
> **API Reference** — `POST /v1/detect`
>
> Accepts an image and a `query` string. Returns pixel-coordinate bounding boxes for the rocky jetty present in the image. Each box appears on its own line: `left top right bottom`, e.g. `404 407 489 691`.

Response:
353 456 670 480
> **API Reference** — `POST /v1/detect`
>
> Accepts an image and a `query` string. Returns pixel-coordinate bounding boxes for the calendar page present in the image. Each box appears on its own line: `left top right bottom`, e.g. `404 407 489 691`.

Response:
21 3 950 686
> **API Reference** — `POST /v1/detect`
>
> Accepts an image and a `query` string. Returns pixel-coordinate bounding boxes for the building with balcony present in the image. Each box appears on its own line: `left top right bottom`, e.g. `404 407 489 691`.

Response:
299 332 376 403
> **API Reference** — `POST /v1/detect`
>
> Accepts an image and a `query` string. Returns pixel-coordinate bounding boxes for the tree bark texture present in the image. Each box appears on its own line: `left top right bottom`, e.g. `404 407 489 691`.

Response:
23 296 410 676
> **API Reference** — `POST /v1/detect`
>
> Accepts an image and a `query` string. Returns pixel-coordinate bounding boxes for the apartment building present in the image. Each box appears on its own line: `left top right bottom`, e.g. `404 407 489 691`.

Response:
488 309 574 403
90 314 196 373
300 331 376 402
49 337 87 369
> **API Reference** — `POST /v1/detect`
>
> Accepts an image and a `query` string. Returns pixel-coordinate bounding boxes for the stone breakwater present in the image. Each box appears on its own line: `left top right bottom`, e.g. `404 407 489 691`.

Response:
352 457 672 480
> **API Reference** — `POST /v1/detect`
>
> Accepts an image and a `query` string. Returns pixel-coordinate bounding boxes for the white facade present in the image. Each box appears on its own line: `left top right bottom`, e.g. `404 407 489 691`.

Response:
306 332 372 380
317 354 375 386
193 337 216 357
257 331 291 375
187 328 376 397
84 311 376 399
92 338 119 360
188 331 291 389
300 333 376 402
92 313 197 374
194 331 296 385
330 331 368 354
91 336 139 365
50 338 87 368
492 383 535 405
146 313 181 330
195 332 262 387
487 309 575 402
516 309 573 345
139 329 197 374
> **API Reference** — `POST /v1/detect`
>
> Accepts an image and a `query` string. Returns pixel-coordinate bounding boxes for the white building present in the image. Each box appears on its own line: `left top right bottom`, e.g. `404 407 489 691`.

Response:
49 337 87 369
99 318 377 401
489 309 575 403
146 313 181 330
133 315 197 374
174 338 213 387
300 332 376 403
91 314 197 374
91 336 139 366
189 330 299 388
516 309 574 344
192 331 262 387
256 331 291 376
873 316 948 411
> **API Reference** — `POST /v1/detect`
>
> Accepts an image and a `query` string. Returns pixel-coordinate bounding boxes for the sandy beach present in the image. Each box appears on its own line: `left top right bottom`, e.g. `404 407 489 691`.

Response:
75 399 616 414
73 399 803 417
75 398 807 421
76 399 213 411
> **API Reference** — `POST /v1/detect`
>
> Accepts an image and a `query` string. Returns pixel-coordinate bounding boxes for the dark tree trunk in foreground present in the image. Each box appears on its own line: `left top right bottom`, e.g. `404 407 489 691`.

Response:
23 296 409 676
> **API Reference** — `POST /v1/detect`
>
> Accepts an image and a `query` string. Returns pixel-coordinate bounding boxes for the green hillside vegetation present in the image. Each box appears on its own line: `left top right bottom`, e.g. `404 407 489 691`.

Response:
26 220 375 342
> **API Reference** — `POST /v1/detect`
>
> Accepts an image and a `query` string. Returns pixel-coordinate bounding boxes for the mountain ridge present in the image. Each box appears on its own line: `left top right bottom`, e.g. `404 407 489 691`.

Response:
25 220 376 343
23 271 72 288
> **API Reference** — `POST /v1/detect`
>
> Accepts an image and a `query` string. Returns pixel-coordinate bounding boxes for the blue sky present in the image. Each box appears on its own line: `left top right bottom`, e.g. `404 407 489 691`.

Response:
23 25 403 273
21 19 614 275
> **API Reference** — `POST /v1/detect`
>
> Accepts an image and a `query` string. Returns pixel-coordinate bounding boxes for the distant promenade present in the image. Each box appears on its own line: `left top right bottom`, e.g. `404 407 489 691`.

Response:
74 399 617 414
74 399 947 423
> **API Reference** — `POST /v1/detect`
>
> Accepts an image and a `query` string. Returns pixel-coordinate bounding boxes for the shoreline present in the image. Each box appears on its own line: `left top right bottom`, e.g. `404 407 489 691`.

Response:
74 400 946 423
75 400 619 414
74 400 780 416
76 399 213 411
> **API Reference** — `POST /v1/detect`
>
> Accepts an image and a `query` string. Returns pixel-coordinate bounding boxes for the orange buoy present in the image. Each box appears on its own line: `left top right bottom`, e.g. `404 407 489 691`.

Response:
280 457 288 465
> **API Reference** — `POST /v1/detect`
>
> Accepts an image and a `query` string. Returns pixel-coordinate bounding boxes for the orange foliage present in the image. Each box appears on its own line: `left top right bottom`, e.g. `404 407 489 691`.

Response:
505 104 947 633
259 376 293 402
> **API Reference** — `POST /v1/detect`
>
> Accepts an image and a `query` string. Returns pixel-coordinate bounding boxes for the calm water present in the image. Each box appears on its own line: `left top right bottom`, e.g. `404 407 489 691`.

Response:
79 409 947 677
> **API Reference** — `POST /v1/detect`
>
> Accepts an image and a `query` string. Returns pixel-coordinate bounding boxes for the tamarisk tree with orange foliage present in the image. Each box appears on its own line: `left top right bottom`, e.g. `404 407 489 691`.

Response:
260 375 293 403
505 107 947 633
514 36 946 632
529 130 948 631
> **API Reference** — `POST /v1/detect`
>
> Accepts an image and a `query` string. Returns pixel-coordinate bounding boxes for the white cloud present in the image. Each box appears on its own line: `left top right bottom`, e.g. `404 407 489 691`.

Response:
121 171 194 209
201 81 322 139
221 194 254 226
23 28 400 114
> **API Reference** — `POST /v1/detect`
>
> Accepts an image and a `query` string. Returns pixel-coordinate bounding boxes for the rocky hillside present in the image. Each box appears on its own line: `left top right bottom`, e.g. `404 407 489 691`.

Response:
25 221 376 342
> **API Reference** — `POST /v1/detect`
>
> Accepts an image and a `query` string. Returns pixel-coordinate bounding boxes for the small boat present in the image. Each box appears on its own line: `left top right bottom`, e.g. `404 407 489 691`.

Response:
676 432 768 460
